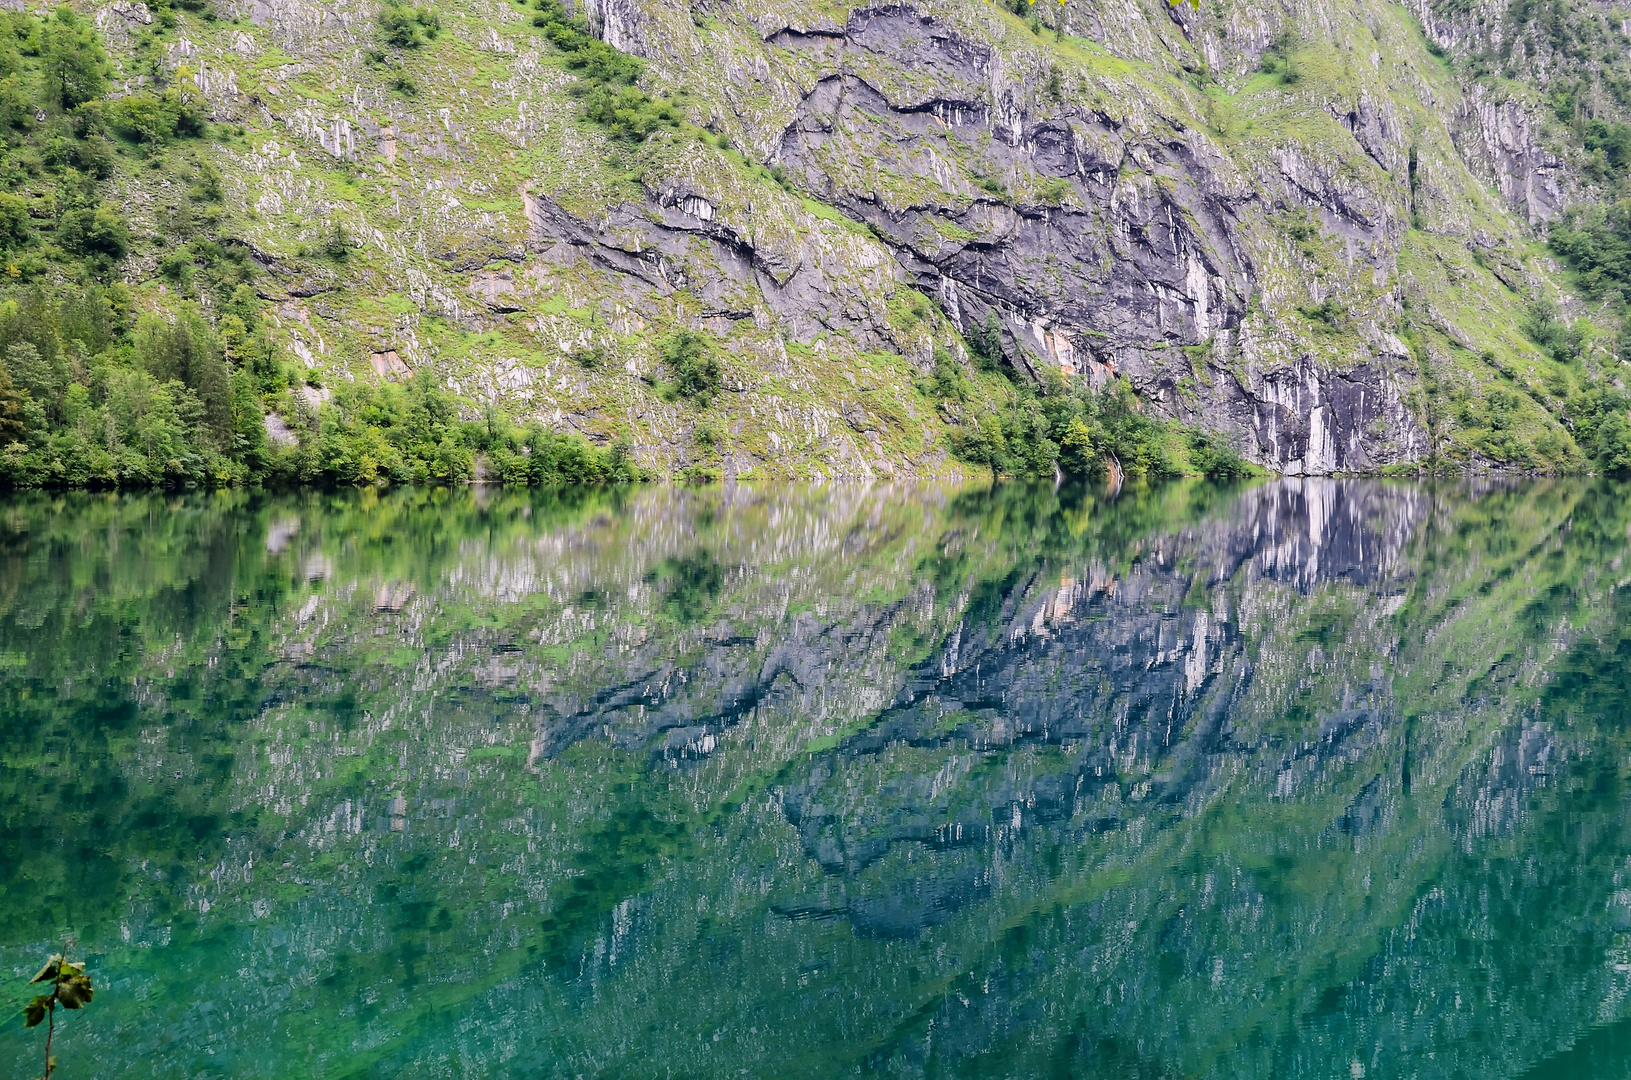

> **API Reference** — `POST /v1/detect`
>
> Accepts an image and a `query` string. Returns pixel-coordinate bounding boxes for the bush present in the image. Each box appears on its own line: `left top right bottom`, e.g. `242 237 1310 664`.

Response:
379 2 440 48
0 192 29 249
57 204 129 259
1260 30 1301 85
659 329 722 401
1521 295 1587 361
1550 201 1631 298
948 376 1186 482
529 0 681 143
1187 428 1253 480
493 425 643 484
532 0 641 84
320 223 353 261
569 340 610 369
108 88 206 144
1298 298 1347 331
579 83 680 143
1037 177 1070 206
1568 384 1631 474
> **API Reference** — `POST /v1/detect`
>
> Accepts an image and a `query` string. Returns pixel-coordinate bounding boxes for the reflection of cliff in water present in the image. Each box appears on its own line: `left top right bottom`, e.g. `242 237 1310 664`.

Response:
772 480 1431 937
529 480 1429 769
747 479 1630 1079
4 480 1628 1080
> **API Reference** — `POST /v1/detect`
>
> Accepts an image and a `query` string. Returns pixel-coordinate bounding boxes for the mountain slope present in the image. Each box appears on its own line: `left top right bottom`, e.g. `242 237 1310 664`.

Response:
5 0 1630 477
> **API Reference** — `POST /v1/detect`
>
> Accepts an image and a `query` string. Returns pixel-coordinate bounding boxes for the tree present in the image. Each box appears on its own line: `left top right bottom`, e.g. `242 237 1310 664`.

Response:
135 309 231 443
40 9 107 112
0 351 31 445
6 342 65 423
969 311 1005 370
22 949 95 1080
0 192 30 249
1057 415 1098 477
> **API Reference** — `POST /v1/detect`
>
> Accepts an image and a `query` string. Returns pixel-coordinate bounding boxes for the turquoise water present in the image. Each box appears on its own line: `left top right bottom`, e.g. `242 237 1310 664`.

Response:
2 480 1631 1078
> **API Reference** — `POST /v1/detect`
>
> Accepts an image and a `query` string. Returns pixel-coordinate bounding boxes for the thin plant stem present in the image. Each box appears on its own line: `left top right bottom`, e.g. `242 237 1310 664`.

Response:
42 1000 55 1080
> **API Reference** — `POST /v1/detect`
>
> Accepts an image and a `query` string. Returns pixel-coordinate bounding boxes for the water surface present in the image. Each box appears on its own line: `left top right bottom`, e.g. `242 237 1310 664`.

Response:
3 480 1631 1078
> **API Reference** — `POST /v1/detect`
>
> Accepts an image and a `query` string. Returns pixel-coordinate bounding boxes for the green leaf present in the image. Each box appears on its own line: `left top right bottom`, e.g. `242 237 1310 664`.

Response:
57 976 92 1009
30 957 62 984
23 999 46 1027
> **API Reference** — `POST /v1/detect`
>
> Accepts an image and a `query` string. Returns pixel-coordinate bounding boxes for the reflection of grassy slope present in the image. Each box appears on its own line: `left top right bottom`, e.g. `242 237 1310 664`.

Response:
7 483 1631 1077
0 484 985 1074
510 482 1631 1078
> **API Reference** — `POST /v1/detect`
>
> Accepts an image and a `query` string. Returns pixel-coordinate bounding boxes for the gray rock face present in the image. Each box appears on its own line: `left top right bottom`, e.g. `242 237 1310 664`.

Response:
1213 354 1430 474
1451 84 1567 225
534 0 1575 474
776 8 1248 375
579 0 650 54
525 187 907 349
761 5 1430 473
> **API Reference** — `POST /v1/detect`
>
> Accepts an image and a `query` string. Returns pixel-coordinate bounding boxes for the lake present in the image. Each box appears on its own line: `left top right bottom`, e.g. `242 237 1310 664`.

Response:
2 479 1630 1078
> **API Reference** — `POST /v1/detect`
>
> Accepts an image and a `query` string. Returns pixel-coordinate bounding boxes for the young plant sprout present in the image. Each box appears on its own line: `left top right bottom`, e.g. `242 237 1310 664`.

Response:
22 950 95 1080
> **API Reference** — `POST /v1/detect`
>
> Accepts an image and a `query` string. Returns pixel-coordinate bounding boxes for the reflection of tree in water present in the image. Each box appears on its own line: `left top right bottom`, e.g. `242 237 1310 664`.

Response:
650 551 724 625
3 481 1631 1078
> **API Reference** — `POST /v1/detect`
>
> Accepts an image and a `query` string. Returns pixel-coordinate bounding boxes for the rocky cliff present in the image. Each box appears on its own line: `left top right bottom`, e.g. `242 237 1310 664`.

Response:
49 0 1631 473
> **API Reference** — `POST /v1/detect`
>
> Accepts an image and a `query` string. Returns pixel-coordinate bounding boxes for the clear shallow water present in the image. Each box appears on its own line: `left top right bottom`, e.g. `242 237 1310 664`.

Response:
2 480 1631 1078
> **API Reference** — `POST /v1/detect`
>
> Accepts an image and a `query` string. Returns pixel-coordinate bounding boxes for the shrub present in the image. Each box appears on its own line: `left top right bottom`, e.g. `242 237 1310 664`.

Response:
320 223 353 262
1568 384 1631 473
1187 428 1253 480
108 88 207 144
379 2 440 48
493 424 643 483
1549 201 1631 298
570 340 610 368
528 0 681 143
194 161 223 202
1521 295 1587 361
579 83 680 143
659 329 722 401
0 192 29 248
948 376 1184 481
1298 298 1347 331
974 174 1007 198
532 0 642 85
1259 30 1300 85
57 204 129 260
926 346 968 400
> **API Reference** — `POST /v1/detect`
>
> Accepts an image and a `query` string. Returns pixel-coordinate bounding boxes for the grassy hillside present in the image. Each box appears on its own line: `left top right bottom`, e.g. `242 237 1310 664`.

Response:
0 0 1626 484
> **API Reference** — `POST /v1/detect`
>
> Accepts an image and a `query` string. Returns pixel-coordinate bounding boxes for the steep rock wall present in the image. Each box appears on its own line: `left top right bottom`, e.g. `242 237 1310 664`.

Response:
592 0 1567 471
